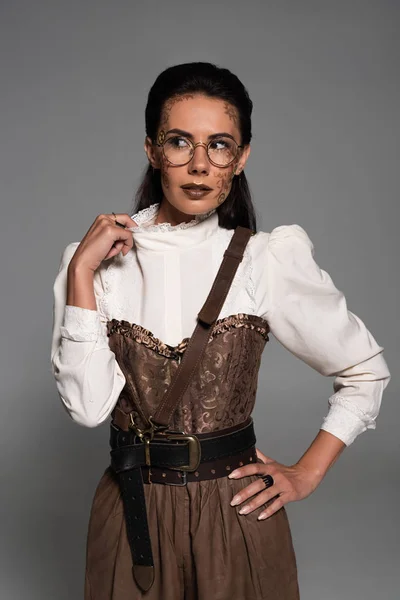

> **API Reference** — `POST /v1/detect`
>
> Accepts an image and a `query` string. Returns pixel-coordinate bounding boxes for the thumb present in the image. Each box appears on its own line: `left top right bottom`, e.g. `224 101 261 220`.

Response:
125 215 139 228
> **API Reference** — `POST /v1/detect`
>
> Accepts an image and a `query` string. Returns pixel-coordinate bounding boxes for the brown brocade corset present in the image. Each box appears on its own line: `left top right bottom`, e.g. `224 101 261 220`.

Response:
106 313 270 435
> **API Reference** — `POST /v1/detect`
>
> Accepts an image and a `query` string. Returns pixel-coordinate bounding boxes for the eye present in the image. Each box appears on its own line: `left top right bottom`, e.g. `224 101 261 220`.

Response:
209 138 232 151
165 136 191 149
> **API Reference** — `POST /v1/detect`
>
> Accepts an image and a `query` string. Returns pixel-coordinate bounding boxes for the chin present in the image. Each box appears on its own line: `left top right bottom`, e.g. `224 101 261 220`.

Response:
183 203 217 216
169 196 217 216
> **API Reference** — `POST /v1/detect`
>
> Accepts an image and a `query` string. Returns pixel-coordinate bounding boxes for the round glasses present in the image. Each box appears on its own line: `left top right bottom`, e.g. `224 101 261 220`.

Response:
157 134 243 168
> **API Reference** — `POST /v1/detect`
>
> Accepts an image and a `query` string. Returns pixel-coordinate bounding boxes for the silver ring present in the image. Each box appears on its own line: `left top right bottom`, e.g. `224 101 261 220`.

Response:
112 212 126 229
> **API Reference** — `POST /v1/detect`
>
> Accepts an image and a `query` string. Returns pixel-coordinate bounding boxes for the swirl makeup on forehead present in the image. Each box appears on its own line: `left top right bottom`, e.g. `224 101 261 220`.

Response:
224 102 239 126
159 94 240 143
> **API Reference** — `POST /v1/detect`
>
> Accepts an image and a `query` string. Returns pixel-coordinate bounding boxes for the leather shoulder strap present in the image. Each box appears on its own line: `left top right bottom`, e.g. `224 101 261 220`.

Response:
151 226 253 429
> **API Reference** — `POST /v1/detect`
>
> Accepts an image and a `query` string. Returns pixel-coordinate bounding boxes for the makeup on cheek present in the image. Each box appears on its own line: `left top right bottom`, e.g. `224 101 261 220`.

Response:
217 193 226 205
162 171 170 189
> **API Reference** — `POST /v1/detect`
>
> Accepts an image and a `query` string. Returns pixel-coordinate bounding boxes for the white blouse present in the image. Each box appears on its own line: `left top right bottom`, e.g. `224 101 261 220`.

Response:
51 203 391 446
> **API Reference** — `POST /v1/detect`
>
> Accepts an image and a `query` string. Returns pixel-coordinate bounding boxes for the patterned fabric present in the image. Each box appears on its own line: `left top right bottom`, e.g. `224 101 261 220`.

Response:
106 313 269 433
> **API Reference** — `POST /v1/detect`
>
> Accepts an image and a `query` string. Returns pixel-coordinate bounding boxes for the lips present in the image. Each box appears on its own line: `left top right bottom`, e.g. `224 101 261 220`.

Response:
181 183 213 191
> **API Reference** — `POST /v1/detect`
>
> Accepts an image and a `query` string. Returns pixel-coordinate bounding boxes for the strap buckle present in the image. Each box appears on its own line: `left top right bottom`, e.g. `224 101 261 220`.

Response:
128 415 201 471
128 414 156 467
164 432 202 472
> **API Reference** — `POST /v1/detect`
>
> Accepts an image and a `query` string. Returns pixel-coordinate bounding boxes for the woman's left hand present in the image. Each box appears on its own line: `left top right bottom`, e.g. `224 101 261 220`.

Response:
229 448 324 520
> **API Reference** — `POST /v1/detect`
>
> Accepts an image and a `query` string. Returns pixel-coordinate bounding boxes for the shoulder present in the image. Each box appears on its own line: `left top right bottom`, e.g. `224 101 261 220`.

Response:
249 223 314 259
268 223 314 250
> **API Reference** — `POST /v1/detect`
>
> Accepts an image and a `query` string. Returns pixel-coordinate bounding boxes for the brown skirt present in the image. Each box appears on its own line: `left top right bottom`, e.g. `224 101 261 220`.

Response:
84 465 300 600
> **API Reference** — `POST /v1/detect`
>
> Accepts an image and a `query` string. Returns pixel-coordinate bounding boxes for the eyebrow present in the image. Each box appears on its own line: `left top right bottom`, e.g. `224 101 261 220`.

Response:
165 128 236 141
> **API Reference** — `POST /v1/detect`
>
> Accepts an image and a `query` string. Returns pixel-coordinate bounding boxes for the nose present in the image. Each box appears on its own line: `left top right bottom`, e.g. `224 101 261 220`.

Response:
188 143 210 175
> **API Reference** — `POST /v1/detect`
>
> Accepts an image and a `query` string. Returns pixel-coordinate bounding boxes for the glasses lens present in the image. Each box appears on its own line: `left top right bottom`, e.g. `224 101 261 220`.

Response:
162 135 239 166
163 136 193 165
208 137 238 166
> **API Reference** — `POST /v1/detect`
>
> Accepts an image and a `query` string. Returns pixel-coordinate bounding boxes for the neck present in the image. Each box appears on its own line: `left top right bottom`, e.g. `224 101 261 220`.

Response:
154 198 211 226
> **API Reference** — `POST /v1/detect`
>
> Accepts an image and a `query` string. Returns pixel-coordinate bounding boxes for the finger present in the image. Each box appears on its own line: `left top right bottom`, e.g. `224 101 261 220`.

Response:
256 448 275 464
230 478 266 507
228 462 264 479
104 243 126 260
103 216 136 259
108 213 138 229
238 489 281 516
113 241 125 253
257 495 284 520
103 233 132 260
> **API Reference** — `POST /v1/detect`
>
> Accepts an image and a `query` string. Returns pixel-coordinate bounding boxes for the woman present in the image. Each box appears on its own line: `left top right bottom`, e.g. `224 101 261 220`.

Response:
51 62 391 599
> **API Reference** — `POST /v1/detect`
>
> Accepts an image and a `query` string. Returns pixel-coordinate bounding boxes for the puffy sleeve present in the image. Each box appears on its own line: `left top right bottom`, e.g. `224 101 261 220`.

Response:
51 243 126 427
255 224 391 446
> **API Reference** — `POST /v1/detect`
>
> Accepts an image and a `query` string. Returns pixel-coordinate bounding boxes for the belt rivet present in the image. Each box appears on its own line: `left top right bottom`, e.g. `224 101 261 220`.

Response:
249 457 253 461
226 465 231 471
162 473 166 478
239 461 244 466
195 471 199 477
211 469 216 474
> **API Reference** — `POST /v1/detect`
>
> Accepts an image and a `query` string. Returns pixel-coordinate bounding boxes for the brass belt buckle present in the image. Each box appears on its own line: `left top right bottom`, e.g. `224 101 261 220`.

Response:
165 432 202 472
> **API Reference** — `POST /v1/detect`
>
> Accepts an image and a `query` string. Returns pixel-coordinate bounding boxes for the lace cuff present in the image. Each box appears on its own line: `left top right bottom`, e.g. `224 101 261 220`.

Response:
320 396 375 446
60 305 102 341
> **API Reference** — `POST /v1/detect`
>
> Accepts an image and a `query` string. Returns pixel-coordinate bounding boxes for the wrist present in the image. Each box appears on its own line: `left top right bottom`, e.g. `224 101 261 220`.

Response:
68 260 95 278
67 262 96 310
295 458 325 482
295 429 346 482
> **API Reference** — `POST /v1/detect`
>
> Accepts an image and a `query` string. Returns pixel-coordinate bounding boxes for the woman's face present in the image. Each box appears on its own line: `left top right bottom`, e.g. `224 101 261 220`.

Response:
144 94 251 217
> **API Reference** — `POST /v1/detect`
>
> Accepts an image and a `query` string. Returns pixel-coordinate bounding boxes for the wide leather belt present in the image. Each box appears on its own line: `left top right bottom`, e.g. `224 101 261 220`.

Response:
140 446 257 485
110 417 256 472
109 418 257 591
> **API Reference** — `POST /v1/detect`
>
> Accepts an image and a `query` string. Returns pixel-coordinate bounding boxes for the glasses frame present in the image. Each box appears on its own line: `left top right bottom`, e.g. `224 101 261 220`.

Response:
156 135 244 168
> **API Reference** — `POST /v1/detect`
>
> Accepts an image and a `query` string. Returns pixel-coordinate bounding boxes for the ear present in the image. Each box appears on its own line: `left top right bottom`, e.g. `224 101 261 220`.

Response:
144 136 161 169
235 144 251 175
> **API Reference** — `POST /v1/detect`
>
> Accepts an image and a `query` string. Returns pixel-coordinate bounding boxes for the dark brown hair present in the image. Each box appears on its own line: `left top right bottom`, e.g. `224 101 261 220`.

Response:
132 61 257 231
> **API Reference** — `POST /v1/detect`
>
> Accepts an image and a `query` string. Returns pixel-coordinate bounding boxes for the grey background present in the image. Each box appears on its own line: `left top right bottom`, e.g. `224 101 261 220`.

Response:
0 1 398 598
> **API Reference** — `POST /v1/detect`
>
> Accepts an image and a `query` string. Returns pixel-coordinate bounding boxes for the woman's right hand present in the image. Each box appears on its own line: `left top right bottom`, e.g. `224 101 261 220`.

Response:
69 213 139 274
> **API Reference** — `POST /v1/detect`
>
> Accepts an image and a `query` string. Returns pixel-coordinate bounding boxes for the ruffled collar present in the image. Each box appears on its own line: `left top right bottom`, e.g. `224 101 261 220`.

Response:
128 203 219 251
